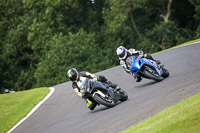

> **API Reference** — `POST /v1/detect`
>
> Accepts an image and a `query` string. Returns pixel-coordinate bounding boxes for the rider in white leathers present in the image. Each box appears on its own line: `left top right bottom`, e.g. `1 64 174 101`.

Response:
116 46 161 82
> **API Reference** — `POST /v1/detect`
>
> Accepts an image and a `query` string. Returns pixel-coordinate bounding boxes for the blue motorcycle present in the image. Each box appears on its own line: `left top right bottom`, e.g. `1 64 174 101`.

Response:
126 56 169 82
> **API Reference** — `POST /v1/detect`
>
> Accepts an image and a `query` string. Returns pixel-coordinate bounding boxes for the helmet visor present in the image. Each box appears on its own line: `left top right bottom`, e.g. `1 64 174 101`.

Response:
118 50 126 58
69 75 77 81
67 68 78 81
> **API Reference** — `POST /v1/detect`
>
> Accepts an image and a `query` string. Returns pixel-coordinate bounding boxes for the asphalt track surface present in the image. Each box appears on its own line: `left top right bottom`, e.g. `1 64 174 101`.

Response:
12 43 200 133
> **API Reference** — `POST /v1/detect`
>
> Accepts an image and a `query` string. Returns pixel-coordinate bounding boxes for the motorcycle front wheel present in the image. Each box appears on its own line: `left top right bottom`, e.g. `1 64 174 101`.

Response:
143 67 163 82
93 93 116 107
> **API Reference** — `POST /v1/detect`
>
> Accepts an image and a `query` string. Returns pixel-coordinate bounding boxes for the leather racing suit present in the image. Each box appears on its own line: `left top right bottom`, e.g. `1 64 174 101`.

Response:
119 49 160 82
71 71 118 110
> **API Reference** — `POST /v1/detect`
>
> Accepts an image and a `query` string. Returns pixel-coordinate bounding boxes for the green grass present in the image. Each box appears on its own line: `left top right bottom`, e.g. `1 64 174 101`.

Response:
0 39 199 133
0 87 50 133
121 92 200 133
122 39 200 133
179 38 200 46
154 38 200 54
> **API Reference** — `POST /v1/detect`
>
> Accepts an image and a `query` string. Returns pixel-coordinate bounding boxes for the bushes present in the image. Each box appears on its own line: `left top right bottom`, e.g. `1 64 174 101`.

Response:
0 0 199 92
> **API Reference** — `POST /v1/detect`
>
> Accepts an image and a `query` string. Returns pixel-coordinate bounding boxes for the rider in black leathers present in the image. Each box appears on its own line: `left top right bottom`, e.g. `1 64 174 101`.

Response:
67 68 120 110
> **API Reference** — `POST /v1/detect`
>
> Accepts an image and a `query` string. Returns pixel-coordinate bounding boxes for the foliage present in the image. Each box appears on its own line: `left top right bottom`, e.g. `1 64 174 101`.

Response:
140 21 192 53
0 0 200 92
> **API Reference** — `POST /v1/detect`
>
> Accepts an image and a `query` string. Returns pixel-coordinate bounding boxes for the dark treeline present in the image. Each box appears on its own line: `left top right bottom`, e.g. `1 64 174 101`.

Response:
0 0 200 93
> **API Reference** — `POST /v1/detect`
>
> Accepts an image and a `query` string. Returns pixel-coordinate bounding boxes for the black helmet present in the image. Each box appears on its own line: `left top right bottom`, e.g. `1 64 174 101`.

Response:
67 68 79 82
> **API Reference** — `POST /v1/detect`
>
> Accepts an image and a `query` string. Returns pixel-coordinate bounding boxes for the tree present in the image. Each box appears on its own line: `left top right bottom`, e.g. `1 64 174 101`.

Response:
160 0 173 23
34 29 113 87
0 0 199 92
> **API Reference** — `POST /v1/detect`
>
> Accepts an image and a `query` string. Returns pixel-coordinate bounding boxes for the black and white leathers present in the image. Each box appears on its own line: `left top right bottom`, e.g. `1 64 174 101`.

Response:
71 71 118 97
72 71 97 97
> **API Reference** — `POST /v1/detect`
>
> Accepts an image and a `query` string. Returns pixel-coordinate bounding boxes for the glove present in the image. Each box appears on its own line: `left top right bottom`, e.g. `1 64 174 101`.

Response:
91 74 98 81
129 48 136 53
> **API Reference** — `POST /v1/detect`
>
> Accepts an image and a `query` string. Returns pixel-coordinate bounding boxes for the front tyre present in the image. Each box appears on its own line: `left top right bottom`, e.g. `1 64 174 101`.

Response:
93 94 116 107
143 68 163 82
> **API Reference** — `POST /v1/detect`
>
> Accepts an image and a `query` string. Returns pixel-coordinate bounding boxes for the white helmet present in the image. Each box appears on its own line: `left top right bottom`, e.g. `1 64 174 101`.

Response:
116 46 127 59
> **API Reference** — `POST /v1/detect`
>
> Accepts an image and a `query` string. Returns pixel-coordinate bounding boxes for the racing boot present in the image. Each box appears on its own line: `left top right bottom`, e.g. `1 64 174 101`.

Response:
86 98 98 110
144 54 161 65
159 64 164 68
98 75 120 89
106 80 121 91
106 80 116 87
154 60 161 65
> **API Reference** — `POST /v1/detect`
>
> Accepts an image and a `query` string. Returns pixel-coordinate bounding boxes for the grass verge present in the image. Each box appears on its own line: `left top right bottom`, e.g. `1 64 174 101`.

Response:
0 87 50 133
154 38 200 54
179 38 200 46
121 92 200 133
122 39 200 133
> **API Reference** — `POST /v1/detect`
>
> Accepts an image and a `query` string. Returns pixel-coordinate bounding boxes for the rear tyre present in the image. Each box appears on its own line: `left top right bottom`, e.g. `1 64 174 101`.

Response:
143 69 163 82
93 94 116 107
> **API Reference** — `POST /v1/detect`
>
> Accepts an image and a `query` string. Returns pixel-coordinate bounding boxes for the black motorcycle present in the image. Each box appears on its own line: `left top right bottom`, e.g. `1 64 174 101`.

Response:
81 79 128 107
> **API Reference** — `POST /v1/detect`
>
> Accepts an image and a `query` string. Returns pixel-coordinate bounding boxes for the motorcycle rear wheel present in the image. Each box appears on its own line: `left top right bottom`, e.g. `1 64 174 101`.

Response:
161 68 169 78
118 89 128 101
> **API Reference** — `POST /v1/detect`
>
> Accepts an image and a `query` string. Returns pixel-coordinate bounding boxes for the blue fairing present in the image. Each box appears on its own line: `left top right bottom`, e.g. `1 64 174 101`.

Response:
128 56 161 76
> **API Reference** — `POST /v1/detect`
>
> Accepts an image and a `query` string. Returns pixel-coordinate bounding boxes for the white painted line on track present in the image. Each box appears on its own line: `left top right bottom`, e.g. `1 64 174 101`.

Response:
6 41 200 133
7 87 55 133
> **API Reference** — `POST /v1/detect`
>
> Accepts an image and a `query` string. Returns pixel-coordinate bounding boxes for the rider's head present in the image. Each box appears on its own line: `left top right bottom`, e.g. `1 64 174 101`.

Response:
67 68 79 82
116 46 127 59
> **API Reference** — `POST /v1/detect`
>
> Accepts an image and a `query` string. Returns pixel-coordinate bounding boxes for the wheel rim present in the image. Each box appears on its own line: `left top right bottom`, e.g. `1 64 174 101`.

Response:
99 94 113 103
146 67 159 77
